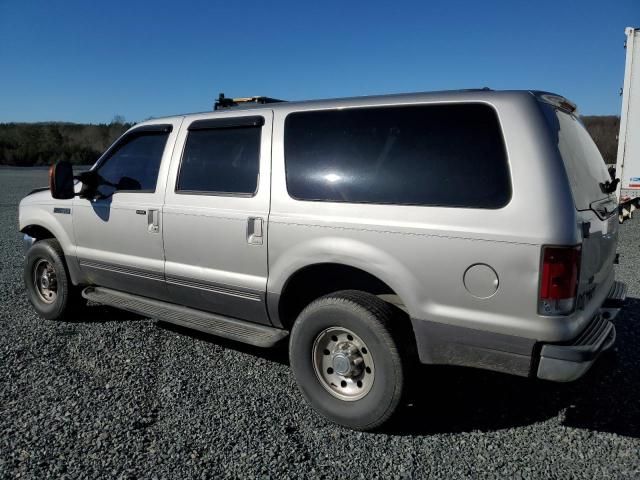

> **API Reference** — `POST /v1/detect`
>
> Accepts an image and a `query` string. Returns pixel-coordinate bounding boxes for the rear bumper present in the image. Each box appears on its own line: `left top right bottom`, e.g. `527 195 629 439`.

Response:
536 280 626 382
411 281 627 382
536 314 616 382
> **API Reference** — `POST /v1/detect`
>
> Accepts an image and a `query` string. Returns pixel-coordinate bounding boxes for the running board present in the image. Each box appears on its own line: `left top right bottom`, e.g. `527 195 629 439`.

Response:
82 286 288 348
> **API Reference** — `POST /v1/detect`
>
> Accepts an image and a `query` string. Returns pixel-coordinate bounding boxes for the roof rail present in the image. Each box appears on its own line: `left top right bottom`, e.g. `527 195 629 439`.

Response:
214 93 286 110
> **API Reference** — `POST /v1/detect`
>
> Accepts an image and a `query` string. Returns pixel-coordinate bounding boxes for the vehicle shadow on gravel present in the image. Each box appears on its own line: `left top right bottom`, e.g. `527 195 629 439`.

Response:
72 298 640 439
387 298 640 439
62 304 148 323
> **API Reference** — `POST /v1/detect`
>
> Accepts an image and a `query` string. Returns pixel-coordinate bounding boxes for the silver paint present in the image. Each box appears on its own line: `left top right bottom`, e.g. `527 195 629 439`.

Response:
18 89 620 352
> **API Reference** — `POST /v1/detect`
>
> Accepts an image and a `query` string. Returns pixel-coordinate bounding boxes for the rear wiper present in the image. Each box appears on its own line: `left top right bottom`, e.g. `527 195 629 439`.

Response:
599 178 620 194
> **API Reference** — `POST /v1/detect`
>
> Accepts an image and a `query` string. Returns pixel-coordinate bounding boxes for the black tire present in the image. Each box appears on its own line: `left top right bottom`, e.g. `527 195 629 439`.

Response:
24 239 86 320
289 290 406 431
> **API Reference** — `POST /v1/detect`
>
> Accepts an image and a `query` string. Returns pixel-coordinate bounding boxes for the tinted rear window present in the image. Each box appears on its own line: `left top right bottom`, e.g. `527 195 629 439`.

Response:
541 105 611 211
284 103 511 208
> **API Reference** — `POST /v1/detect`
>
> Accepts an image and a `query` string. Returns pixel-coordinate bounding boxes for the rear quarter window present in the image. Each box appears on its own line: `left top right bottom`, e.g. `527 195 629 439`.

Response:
284 103 511 208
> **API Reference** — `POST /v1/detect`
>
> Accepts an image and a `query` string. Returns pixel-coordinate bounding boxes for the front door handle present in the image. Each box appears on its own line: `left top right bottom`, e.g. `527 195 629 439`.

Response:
247 217 263 245
148 209 160 233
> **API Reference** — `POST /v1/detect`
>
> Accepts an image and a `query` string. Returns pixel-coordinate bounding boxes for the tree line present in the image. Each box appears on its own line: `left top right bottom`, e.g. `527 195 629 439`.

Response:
0 121 132 167
581 116 620 165
0 116 621 167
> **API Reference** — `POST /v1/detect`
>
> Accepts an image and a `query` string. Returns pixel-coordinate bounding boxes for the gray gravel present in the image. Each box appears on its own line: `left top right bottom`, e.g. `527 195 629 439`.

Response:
1 167 639 479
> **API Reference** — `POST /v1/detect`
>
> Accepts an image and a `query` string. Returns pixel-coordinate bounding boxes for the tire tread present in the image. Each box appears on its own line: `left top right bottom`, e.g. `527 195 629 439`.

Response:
24 238 85 320
291 289 408 430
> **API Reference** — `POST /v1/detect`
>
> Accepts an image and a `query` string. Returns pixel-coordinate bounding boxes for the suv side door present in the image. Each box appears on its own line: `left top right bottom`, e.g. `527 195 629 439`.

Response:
162 112 272 324
73 120 182 299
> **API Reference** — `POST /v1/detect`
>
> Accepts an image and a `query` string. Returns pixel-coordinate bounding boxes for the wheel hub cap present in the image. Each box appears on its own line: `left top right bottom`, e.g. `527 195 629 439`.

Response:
332 344 363 376
312 327 375 401
33 259 58 304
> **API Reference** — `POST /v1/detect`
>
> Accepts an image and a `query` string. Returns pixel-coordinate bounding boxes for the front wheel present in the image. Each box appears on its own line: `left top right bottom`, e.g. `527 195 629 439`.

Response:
24 239 86 320
289 290 406 431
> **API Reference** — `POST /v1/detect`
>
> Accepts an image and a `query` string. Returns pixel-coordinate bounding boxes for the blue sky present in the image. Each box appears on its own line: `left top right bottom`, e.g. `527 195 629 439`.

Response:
0 0 638 123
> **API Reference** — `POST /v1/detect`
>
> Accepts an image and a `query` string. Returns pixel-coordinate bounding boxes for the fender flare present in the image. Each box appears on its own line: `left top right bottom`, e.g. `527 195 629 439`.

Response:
267 236 421 322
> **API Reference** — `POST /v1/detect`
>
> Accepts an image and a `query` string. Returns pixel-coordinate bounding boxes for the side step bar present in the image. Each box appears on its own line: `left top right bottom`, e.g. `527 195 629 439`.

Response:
603 281 627 308
82 286 288 348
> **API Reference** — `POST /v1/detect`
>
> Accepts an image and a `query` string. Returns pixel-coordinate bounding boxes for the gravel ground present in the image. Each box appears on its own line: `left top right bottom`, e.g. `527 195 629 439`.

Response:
1 167 639 479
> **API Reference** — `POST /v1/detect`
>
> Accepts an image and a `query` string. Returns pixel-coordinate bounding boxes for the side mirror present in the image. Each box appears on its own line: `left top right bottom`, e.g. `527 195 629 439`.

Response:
76 170 99 198
48 161 75 200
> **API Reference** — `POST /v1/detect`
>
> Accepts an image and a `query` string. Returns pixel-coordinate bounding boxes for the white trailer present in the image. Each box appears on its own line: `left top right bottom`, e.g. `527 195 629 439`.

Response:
615 26 640 222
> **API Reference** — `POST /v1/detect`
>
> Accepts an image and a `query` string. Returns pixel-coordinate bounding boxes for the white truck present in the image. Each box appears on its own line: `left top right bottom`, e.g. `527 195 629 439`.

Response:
616 26 640 221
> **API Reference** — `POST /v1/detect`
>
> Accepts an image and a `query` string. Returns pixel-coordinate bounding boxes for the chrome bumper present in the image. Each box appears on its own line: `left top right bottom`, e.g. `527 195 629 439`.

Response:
22 233 35 254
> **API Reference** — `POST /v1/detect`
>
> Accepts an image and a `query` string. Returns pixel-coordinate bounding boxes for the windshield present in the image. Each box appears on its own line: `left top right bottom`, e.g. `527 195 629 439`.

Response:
542 104 612 210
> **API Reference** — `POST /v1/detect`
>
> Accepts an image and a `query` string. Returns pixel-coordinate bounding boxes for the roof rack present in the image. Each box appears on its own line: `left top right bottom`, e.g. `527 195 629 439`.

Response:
214 93 286 110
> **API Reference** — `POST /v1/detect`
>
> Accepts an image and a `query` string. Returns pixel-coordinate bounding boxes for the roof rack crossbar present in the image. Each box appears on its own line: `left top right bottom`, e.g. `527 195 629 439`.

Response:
214 93 286 110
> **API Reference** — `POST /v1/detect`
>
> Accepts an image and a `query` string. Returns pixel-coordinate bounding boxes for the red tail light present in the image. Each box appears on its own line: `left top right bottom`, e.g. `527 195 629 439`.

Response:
538 246 581 316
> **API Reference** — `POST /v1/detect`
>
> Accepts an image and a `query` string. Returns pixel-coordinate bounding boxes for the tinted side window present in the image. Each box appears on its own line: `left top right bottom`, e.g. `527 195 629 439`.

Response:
96 132 169 196
177 127 261 195
284 104 511 208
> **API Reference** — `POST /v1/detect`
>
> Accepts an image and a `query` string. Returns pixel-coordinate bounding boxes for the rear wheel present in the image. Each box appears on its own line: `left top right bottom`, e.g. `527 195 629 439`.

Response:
289 290 406 430
24 239 86 320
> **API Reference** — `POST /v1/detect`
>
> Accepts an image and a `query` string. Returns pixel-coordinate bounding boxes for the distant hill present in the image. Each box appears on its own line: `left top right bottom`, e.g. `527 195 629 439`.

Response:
0 116 620 167
0 122 132 167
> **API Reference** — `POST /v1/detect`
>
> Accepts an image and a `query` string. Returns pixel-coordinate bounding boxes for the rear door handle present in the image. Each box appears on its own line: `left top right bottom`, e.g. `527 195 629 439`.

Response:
148 209 160 233
247 217 263 245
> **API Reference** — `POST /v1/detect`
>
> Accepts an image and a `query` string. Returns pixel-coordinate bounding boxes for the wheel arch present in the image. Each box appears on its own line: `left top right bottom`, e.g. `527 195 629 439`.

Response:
20 217 82 286
268 261 415 330
19 205 74 253
21 224 55 241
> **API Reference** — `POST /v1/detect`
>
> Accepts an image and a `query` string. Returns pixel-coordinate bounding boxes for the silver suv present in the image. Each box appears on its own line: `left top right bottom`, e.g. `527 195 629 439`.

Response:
19 90 627 430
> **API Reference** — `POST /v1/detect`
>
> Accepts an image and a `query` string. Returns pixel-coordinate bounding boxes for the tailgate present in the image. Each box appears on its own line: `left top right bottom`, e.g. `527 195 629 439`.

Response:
577 209 618 310
541 102 619 308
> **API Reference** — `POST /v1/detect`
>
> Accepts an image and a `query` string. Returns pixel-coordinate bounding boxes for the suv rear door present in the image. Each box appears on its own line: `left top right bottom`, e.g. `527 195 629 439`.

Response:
162 112 272 324
541 103 618 310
